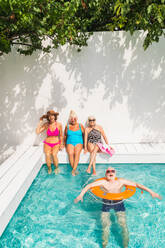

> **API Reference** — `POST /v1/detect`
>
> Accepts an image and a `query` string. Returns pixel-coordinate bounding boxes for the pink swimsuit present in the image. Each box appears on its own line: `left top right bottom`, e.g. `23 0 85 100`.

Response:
43 126 61 148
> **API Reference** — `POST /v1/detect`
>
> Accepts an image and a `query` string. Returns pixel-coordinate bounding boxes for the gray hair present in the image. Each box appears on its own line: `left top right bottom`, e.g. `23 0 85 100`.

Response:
87 115 96 126
68 110 78 123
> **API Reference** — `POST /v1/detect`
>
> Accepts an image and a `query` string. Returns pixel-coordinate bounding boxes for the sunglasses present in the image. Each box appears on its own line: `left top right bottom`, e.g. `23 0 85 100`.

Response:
106 170 116 173
89 119 96 122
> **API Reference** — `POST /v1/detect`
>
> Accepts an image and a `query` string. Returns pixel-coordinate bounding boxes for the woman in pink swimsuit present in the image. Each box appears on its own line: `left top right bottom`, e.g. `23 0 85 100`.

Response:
36 110 63 174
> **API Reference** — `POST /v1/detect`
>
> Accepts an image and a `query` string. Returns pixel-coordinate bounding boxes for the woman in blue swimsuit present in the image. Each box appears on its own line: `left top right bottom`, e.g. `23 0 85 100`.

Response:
64 110 84 176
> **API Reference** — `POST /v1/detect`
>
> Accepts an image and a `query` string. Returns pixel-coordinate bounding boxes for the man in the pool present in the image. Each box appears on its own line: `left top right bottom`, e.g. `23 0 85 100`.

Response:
74 167 162 248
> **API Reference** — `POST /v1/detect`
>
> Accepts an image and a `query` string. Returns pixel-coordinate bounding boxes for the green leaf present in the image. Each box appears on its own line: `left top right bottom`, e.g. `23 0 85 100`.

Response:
147 5 152 14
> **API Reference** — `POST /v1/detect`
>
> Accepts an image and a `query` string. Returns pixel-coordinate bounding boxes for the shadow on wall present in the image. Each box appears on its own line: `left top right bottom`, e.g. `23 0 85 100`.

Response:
56 31 165 141
0 51 67 163
0 30 165 163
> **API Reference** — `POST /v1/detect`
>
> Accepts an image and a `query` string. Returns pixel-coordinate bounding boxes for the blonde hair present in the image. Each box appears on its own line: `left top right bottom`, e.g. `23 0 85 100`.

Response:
68 110 78 123
87 115 96 126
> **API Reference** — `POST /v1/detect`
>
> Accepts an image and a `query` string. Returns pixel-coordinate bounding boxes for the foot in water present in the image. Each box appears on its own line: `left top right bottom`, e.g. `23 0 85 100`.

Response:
86 168 91 174
48 168 52 174
72 170 76 176
92 170 96 175
54 167 60 175
102 240 108 248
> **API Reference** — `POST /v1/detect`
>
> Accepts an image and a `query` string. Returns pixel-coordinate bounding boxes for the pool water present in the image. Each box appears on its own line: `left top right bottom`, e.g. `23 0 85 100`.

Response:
0 164 164 248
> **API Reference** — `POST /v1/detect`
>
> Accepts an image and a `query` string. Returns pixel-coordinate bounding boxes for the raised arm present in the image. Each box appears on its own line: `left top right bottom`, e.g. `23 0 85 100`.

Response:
136 183 162 199
122 179 162 200
74 180 105 203
36 120 47 134
100 126 109 145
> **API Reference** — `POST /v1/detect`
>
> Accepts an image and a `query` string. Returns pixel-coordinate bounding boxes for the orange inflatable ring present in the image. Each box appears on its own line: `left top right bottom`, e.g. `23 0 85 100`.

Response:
90 177 136 200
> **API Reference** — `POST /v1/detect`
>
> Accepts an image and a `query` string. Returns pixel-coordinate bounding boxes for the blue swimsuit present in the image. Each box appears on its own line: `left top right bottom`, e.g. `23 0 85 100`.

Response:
66 124 83 146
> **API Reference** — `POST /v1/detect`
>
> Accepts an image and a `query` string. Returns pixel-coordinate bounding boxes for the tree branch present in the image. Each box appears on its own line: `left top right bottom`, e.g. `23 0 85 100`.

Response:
12 42 32 47
0 16 9 20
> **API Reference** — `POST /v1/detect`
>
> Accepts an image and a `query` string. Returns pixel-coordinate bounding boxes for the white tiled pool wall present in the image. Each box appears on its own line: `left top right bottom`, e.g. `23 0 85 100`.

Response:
0 146 43 236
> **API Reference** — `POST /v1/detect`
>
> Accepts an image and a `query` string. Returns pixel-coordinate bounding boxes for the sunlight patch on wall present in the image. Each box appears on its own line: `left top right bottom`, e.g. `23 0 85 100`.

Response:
13 84 21 96
35 74 52 110
151 64 162 80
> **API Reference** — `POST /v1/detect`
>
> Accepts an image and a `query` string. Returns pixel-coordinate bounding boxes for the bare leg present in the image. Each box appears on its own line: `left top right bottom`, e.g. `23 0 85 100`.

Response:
52 145 60 174
116 212 129 248
101 212 111 248
86 154 92 173
72 144 83 176
66 144 75 168
92 157 96 175
86 152 94 173
45 153 52 174
86 143 95 173
44 144 52 174
87 145 99 174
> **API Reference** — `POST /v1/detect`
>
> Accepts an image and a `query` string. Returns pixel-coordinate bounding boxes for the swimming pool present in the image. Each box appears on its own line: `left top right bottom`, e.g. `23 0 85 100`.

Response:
0 163 164 248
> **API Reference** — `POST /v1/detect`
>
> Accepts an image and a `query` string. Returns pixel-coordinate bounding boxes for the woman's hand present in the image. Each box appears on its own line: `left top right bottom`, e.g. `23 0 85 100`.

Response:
60 144 64 150
74 195 83 203
84 149 88 154
36 120 45 134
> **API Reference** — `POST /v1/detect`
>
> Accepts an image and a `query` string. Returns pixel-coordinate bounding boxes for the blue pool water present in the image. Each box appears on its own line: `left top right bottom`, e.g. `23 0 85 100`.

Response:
0 164 165 248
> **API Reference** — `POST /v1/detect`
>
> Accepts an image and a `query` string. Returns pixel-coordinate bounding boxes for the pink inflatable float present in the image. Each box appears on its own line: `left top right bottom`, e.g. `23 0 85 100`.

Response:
97 143 115 156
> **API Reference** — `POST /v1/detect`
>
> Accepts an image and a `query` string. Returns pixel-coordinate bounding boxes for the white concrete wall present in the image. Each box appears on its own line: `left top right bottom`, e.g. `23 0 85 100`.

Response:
0 31 165 162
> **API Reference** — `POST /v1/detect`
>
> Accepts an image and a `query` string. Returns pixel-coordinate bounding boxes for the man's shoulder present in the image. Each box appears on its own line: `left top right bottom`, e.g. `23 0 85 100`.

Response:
116 177 125 182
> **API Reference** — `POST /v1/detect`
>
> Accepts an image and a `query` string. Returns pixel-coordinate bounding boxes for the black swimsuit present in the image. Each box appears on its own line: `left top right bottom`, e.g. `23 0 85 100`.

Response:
87 128 102 144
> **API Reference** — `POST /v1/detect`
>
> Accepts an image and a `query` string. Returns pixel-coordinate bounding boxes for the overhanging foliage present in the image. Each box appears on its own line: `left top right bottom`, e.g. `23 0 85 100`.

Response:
0 0 165 56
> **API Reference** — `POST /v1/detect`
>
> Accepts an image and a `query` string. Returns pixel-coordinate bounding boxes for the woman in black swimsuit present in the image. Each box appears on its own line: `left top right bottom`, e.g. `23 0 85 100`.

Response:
84 116 109 175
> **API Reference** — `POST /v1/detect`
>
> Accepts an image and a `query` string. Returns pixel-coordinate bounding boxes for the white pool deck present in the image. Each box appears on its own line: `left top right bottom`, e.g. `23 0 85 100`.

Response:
0 142 165 237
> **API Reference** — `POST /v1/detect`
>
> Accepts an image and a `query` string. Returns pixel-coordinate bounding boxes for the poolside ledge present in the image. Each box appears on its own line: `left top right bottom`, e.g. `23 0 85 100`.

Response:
0 142 165 236
54 142 165 164
0 146 43 237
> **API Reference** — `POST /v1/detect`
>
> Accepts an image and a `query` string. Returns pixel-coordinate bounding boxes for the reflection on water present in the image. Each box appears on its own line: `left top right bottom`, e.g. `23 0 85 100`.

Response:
0 163 164 248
